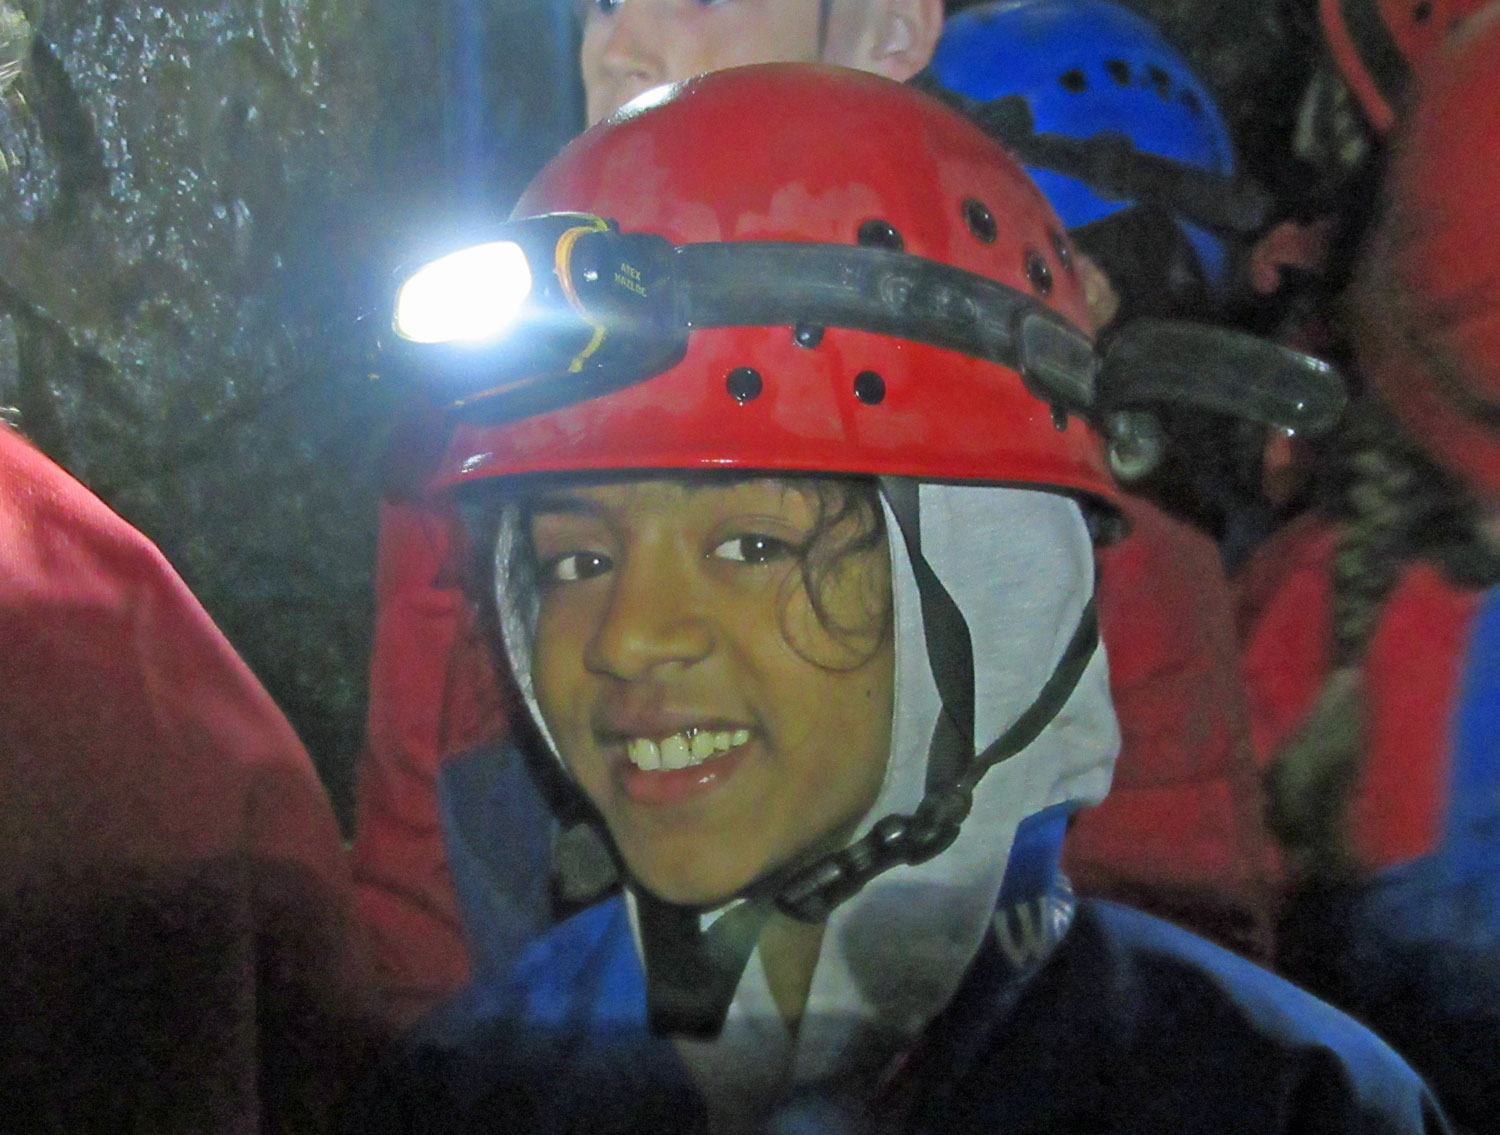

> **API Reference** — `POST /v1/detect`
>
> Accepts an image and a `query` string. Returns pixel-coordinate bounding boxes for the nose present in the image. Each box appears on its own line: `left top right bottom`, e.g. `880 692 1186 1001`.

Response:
590 2 667 111
583 547 714 681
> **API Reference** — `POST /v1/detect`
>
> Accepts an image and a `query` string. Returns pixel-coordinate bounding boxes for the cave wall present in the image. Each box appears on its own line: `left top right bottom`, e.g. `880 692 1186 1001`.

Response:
0 0 582 824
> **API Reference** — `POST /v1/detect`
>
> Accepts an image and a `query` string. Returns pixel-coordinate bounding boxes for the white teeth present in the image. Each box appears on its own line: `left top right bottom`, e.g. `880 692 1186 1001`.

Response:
625 728 749 771
660 734 691 770
627 737 662 771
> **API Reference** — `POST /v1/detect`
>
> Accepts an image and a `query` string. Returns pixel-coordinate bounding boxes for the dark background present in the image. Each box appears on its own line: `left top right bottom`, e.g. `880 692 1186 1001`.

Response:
0 0 1328 829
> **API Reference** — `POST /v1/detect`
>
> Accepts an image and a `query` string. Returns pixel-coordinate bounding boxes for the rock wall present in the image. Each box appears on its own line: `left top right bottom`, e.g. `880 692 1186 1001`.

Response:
0 0 581 823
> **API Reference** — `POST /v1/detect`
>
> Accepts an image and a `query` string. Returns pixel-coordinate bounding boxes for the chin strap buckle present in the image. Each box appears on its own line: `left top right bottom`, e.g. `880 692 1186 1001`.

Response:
772 789 971 923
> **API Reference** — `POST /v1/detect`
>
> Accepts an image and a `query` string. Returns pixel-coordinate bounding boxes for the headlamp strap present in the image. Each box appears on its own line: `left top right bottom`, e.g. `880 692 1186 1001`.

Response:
638 891 772 1039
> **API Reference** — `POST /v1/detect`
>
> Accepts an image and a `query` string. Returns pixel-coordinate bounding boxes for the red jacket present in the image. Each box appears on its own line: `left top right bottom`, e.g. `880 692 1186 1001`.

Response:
0 425 371 1130
351 491 505 1027
1066 495 1274 959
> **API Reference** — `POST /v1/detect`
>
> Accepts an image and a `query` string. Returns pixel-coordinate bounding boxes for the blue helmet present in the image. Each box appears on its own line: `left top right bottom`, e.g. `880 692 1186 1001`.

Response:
930 0 1253 309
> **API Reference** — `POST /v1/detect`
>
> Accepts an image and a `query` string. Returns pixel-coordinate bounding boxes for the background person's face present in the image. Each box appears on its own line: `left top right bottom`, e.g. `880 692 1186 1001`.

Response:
527 477 894 906
578 0 825 123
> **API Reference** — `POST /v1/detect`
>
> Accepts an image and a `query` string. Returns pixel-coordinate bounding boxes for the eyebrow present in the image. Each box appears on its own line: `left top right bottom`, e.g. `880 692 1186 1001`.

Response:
525 492 610 519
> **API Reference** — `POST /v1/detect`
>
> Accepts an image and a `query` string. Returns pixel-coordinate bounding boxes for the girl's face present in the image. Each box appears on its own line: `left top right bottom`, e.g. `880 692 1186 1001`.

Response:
527 477 894 907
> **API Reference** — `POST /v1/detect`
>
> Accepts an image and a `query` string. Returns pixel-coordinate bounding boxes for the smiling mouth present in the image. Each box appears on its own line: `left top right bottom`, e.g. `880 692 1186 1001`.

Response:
625 728 751 772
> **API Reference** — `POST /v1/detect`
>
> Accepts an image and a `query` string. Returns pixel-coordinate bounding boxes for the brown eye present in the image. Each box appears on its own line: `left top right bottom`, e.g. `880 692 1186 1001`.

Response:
544 551 613 583
711 534 796 565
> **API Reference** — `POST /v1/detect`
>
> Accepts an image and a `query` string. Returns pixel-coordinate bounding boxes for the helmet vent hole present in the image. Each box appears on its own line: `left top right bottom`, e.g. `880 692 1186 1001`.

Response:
1025 250 1054 295
726 367 763 403
853 371 886 405
857 219 905 251
1181 89 1202 115
1060 68 1087 93
963 198 997 243
794 322 825 348
1050 230 1073 272
1104 59 1131 86
1146 65 1170 98
1413 0 1433 20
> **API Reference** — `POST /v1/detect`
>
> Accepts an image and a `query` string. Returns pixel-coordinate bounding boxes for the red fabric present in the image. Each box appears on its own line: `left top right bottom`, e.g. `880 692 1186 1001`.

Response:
1316 0 1495 132
351 492 506 1028
1235 511 1477 874
1355 5 1500 504
1065 496 1274 958
0 425 372 1127
0 424 350 879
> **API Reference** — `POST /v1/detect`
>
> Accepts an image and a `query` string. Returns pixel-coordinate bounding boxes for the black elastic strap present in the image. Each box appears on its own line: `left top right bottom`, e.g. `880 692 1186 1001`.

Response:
675 242 1085 403
1005 128 1272 237
1338 0 1410 113
960 596 1098 792
638 892 772 1039
880 478 977 791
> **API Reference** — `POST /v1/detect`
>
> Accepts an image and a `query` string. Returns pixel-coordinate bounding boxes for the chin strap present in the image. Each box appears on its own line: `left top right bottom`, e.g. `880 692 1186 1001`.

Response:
639 891 773 1039
638 479 1100 1037
772 479 1098 923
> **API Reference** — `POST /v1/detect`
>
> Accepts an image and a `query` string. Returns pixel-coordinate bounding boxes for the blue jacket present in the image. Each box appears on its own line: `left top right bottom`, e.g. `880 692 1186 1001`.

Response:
390 890 1447 1134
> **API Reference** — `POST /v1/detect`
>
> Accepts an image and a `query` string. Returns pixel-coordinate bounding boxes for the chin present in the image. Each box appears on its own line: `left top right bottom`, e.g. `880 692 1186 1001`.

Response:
630 862 751 910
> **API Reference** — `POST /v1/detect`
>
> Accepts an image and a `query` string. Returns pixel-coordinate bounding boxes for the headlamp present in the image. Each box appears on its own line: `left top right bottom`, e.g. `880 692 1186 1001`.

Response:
393 213 684 417
394 241 535 344
390 212 1345 468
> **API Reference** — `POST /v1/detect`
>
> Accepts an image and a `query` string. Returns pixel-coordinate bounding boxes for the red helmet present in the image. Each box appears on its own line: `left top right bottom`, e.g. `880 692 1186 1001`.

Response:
1319 0 1498 131
1353 4 1500 500
433 64 1117 505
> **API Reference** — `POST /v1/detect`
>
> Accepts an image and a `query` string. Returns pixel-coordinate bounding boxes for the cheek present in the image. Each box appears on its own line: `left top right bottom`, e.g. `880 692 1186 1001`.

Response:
531 604 590 737
578 25 607 79
781 553 892 669
791 644 896 837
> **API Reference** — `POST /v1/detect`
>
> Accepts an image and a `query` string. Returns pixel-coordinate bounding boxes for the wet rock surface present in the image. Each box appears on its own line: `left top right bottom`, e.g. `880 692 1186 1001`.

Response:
0 0 580 823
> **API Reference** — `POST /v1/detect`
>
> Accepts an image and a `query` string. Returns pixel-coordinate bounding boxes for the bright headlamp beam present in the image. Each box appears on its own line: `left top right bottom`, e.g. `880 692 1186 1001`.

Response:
394 241 535 344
